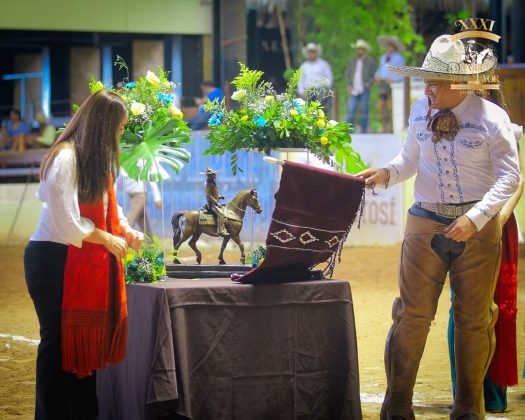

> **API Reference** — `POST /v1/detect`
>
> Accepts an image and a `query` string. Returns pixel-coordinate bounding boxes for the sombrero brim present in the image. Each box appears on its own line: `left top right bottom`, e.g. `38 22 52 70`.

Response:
386 64 496 81
200 170 220 175
378 36 406 52
351 42 371 51
302 46 322 57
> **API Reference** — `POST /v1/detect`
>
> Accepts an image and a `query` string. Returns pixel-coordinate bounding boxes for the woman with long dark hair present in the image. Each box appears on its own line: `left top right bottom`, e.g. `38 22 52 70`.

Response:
24 90 142 419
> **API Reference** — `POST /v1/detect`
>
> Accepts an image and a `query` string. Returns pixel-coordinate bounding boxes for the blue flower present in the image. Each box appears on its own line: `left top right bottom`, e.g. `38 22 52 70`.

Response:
292 100 304 114
208 114 223 126
126 82 136 88
156 257 164 264
158 93 174 103
253 116 267 127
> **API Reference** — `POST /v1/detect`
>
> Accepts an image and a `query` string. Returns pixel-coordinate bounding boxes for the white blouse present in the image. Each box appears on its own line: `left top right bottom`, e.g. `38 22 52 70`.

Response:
31 147 124 248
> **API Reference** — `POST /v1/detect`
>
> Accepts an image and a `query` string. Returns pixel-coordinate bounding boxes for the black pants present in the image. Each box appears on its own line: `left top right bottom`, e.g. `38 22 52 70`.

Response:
24 241 98 420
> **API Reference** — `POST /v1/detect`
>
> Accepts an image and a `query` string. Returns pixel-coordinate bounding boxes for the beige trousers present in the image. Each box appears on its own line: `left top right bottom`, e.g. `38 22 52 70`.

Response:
381 213 501 420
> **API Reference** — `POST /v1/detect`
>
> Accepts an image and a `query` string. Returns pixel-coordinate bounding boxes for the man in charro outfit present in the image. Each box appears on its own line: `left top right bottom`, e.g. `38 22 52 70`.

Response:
358 34 519 420
201 167 228 235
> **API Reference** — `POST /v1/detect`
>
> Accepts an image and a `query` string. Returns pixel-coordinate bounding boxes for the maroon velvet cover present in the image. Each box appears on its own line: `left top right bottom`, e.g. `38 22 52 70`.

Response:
234 161 365 284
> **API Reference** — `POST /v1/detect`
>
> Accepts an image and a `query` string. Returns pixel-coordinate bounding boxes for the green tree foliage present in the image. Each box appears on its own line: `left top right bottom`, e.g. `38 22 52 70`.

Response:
293 0 426 127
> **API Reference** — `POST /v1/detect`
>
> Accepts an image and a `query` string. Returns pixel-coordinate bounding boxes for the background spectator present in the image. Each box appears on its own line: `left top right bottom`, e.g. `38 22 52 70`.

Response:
345 39 376 133
0 109 31 151
375 35 405 132
27 112 56 148
297 43 334 114
186 81 224 130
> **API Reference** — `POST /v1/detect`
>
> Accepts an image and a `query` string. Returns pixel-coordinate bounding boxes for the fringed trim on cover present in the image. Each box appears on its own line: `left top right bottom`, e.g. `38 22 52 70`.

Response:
322 188 366 278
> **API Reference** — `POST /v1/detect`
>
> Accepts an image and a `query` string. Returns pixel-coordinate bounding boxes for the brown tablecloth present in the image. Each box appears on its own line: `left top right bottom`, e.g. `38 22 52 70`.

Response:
97 278 361 420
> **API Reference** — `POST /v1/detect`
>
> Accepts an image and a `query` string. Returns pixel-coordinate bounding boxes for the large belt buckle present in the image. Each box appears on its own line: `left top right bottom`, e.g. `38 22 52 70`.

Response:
437 204 456 219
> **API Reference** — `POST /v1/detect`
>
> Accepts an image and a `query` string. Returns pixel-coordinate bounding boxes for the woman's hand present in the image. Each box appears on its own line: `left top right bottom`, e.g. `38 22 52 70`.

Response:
105 234 128 259
123 227 144 251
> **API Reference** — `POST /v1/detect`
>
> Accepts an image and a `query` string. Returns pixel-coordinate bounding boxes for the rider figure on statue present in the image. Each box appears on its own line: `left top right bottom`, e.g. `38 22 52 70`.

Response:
202 167 228 235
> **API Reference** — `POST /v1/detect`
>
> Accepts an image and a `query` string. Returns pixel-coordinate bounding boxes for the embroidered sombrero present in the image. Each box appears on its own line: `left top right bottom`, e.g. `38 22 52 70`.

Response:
387 34 497 81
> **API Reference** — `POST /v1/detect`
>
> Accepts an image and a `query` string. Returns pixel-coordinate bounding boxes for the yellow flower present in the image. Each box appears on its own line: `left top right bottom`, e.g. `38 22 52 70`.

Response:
163 81 172 90
316 119 326 128
264 95 275 102
317 109 325 118
130 102 146 116
145 71 160 85
121 95 129 102
169 103 183 119
290 109 299 116
241 115 249 121
320 136 329 146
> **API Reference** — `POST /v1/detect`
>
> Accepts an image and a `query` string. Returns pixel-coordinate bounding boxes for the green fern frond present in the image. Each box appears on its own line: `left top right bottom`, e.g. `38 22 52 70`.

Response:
286 68 302 97
231 63 265 91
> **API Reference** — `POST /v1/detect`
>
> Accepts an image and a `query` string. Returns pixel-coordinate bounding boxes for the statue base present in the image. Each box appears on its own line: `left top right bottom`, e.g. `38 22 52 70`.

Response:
166 263 252 279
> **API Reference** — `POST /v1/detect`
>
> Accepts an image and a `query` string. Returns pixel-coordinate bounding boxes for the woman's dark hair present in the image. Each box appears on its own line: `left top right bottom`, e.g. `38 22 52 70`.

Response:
40 90 127 203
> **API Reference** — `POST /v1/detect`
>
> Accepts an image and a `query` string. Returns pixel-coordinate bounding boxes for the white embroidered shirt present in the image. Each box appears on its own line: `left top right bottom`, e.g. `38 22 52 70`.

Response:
386 94 520 231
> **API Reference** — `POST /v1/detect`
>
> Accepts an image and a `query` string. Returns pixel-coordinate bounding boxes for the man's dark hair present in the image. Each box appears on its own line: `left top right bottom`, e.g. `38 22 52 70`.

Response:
201 80 216 88
10 109 22 119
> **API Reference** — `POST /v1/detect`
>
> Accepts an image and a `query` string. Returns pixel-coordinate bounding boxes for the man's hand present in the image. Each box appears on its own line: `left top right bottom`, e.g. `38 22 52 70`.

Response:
356 167 390 189
154 199 162 209
443 215 478 242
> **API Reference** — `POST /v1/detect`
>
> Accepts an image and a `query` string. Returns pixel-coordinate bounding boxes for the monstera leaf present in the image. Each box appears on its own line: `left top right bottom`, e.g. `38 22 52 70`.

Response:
120 118 191 182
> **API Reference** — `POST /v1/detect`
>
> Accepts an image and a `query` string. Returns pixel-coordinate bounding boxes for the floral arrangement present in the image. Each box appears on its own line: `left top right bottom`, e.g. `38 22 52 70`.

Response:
89 56 191 182
123 236 166 284
204 63 366 175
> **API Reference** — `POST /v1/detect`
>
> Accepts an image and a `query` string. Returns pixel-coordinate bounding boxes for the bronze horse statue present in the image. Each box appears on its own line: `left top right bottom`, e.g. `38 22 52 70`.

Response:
171 189 262 264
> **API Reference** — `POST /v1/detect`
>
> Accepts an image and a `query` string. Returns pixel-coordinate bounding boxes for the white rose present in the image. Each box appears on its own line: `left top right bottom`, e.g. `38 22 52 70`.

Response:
231 89 247 101
145 71 160 85
130 102 146 116
294 98 305 106
327 119 339 128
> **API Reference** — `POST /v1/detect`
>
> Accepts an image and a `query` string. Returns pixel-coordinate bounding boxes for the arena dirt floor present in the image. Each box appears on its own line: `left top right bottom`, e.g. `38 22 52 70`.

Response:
1 244 525 419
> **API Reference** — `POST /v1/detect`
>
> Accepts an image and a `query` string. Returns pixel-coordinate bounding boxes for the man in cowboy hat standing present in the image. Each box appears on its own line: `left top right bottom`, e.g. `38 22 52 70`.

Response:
297 42 334 114
375 35 406 132
345 39 377 133
358 34 518 420
202 167 227 235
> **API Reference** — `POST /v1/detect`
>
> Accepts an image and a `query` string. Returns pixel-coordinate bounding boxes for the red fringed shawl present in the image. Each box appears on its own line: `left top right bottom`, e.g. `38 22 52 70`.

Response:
490 213 519 387
62 178 128 378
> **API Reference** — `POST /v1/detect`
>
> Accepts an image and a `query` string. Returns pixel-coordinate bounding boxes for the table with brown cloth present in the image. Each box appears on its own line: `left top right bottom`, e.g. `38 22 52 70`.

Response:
97 278 362 420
